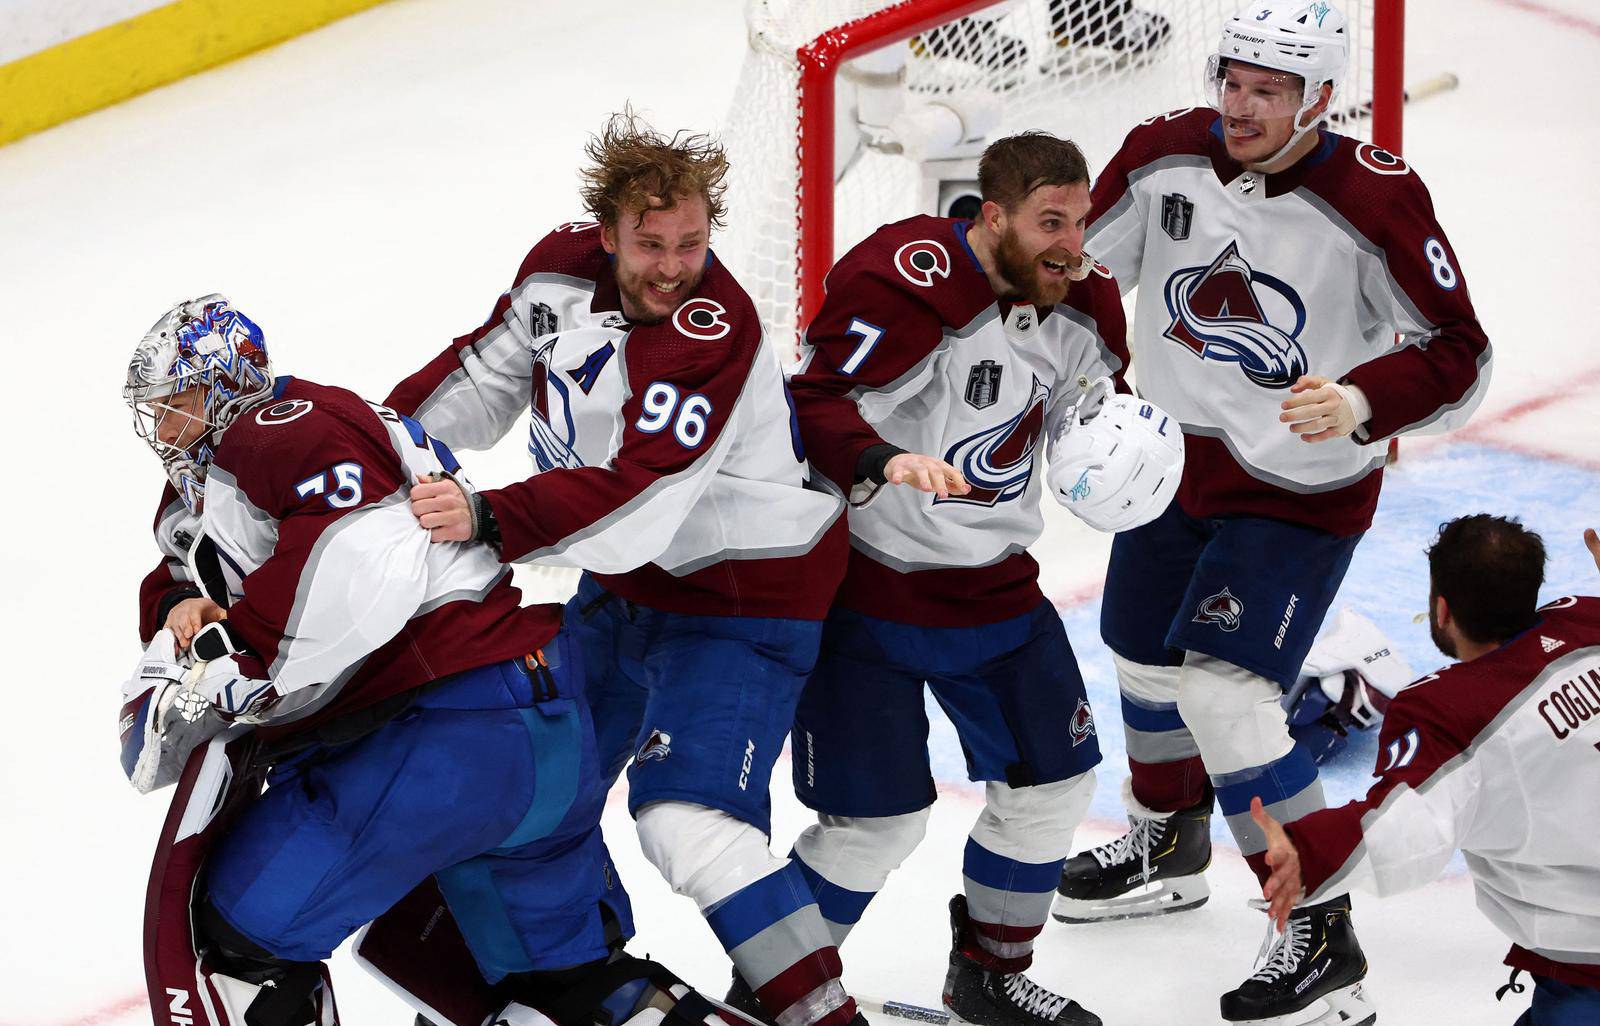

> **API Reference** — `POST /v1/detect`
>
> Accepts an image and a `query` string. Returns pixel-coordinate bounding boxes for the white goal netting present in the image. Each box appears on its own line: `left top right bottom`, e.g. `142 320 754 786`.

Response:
719 0 1381 353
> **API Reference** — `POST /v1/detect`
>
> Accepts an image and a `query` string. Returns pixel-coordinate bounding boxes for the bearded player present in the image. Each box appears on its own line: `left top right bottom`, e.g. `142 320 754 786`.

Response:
120 296 751 1026
1054 4 1492 1025
386 114 859 1026
782 131 1183 1026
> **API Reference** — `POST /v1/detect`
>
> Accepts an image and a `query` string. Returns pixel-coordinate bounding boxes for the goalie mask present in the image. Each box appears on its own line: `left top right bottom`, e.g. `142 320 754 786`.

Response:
125 295 272 512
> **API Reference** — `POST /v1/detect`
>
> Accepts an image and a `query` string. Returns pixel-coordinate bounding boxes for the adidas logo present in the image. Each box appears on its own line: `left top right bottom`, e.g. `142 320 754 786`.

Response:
1541 636 1565 653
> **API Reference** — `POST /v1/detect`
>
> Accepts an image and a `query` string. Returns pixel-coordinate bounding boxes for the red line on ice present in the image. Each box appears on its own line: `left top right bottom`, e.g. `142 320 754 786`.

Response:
3 993 147 1026
1488 0 1600 40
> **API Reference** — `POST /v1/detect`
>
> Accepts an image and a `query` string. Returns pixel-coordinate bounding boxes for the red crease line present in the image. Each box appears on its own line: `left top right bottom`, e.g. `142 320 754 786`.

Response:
1488 0 1600 40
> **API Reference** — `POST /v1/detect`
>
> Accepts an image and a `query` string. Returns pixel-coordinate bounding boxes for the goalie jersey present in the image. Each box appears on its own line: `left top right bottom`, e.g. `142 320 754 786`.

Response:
386 223 846 619
789 215 1129 627
1285 596 1600 989
1088 109 1493 536
142 377 562 741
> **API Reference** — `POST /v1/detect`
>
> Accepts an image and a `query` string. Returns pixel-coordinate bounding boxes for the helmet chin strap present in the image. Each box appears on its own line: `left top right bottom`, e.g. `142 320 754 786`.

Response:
1249 88 1330 172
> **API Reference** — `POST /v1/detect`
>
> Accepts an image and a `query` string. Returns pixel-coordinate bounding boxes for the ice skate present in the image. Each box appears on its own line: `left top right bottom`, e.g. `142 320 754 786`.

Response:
943 897 1100 1026
1053 797 1211 923
1220 896 1376 1026
723 970 776 1026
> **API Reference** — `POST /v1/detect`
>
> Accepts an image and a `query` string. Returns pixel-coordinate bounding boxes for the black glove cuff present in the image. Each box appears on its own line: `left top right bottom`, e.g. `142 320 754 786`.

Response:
471 491 503 554
191 620 251 663
856 443 908 486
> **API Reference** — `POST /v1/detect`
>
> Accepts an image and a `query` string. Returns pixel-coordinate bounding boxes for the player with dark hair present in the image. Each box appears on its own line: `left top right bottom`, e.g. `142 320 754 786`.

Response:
120 296 755 1026
1252 516 1600 1026
780 130 1181 1026
1054 3 1493 1023
387 112 859 1026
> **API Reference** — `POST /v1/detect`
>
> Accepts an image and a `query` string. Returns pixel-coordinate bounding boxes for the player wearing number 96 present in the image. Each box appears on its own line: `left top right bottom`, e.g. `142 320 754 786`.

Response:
1059 3 1494 1025
386 112 861 1026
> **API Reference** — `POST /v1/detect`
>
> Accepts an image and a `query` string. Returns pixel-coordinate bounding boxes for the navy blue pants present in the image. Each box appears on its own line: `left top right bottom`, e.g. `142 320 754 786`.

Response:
1101 500 1362 686
564 573 825 834
1513 976 1600 1026
205 639 632 982
794 600 1102 818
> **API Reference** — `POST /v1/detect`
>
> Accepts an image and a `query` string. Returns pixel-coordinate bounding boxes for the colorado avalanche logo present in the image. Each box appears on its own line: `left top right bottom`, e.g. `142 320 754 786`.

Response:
635 728 672 766
1163 242 1309 389
894 239 952 288
1070 697 1096 747
1193 587 1244 632
527 336 585 473
938 374 1050 507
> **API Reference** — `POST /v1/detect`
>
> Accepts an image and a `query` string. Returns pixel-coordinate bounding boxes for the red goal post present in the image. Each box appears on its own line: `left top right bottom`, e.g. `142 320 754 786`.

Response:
719 0 1407 354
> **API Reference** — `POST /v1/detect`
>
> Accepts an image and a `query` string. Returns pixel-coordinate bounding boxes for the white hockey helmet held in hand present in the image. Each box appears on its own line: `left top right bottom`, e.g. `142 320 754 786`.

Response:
1047 390 1183 533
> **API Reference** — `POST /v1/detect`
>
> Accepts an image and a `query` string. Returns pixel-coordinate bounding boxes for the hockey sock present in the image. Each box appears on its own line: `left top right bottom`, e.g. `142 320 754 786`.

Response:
1211 744 1327 886
1116 655 1209 812
704 864 856 1026
959 838 1064 974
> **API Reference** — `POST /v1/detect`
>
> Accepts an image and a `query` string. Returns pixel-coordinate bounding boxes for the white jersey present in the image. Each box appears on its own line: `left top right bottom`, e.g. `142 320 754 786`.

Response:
1289 596 1600 983
1089 109 1492 535
789 215 1128 626
387 222 845 619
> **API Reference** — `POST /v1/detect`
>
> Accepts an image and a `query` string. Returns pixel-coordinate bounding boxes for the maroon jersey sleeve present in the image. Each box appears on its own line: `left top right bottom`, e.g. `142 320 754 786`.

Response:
1310 147 1492 441
207 404 410 681
1283 678 1465 895
479 268 762 564
788 226 958 490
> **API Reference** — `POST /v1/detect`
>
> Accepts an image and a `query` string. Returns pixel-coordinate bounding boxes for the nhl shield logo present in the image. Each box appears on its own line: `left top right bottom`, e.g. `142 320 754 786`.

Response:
1193 587 1244 632
965 359 1003 409
1070 696 1096 747
1161 193 1194 241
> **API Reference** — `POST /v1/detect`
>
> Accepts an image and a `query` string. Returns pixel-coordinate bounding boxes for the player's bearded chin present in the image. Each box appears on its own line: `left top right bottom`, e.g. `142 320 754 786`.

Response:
617 260 705 326
996 225 1071 307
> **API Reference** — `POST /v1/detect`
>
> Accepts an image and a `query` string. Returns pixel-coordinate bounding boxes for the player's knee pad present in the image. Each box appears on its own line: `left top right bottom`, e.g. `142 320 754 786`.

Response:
192 900 336 1026
1175 652 1295 776
792 808 931 893
501 952 763 1026
1113 653 1180 706
635 800 787 911
969 770 1095 864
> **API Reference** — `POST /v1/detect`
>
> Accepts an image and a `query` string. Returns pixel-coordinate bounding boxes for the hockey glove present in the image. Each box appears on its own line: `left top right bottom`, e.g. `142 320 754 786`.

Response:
119 625 273 794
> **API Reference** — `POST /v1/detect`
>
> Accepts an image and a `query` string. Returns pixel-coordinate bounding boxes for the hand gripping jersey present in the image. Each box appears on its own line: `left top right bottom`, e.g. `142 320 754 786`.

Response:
386 222 845 619
1285 597 1600 989
171 377 562 741
1089 109 1493 536
138 484 204 643
789 215 1130 627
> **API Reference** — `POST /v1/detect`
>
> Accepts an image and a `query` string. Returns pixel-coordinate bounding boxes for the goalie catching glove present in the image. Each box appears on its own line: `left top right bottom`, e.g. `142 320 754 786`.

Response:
1046 378 1184 533
119 624 274 793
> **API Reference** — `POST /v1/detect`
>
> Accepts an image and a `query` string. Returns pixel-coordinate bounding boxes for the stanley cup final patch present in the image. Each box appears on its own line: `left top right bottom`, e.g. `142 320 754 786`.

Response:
965 359 1003 409
1161 193 1194 241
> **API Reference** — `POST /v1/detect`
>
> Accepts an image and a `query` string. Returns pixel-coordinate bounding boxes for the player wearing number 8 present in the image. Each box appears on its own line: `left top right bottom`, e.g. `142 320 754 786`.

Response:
1059 3 1494 1024
386 112 860 1026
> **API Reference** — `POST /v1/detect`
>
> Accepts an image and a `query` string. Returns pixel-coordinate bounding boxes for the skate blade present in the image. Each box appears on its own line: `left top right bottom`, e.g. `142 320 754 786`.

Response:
1051 875 1210 924
1226 982 1376 1026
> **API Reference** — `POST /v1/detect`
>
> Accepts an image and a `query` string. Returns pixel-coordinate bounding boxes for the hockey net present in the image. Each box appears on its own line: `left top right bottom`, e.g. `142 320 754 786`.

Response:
718 0 1402 356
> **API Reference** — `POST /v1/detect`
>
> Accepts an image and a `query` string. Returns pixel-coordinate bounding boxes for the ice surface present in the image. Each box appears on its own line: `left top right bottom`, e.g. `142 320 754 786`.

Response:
2 1 1596 1023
